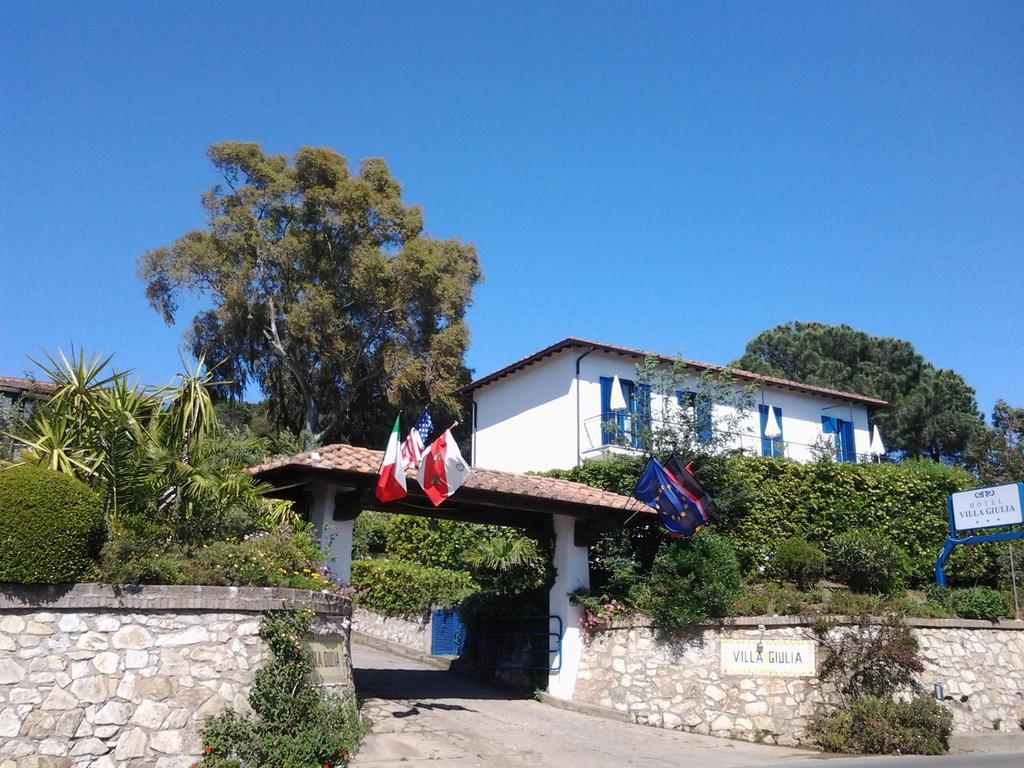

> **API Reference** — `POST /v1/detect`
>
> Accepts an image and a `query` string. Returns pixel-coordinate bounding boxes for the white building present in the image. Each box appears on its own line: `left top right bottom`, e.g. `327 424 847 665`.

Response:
462 338 887 474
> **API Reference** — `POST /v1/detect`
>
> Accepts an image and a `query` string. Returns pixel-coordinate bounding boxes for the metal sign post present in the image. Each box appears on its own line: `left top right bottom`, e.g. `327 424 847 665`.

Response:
934 482 1024 587
1009 541 1021 621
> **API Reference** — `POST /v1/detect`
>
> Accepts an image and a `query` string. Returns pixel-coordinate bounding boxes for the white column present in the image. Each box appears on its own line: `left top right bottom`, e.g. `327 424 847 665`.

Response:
548 513 590 701
308 483 355 585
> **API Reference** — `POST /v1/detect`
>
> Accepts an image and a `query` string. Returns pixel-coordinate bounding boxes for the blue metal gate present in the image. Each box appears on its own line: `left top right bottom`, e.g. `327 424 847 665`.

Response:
430 608 467 655
477 614 562 672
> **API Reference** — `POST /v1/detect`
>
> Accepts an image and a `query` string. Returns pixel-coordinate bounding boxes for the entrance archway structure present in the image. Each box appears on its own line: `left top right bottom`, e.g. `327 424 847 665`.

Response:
249 443 648 700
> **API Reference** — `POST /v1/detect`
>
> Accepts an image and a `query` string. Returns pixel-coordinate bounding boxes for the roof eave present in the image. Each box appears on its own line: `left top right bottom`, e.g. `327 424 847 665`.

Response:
458 338 887 407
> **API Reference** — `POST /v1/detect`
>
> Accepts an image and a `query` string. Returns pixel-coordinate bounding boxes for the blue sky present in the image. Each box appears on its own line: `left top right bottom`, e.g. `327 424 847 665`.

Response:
1 1 1021 417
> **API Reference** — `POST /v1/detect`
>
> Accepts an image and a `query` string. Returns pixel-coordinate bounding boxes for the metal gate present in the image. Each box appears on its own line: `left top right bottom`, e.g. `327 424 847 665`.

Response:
476 614 562 672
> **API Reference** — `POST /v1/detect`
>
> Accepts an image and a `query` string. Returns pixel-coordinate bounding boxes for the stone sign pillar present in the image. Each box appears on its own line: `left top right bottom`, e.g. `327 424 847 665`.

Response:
308 482 357 584
548 513 590 701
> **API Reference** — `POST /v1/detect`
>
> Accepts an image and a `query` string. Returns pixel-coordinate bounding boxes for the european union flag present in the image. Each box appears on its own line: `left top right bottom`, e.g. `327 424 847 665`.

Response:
633 458 707 537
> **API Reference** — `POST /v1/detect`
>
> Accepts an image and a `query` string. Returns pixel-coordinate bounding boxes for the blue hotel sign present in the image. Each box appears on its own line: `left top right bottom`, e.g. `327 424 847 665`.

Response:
935 482 1024 586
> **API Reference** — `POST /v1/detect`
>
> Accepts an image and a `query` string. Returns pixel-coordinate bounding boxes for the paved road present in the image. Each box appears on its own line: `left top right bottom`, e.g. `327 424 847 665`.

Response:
350 641 1023 768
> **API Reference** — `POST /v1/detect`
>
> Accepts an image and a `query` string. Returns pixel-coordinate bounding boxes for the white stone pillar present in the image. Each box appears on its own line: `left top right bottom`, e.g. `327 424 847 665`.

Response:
308 483 355 585
548 513 590 701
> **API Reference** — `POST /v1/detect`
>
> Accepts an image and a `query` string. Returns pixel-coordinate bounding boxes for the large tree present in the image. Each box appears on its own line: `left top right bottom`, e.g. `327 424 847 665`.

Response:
733 322 982 460
968 400 1024 483
140 142 482 447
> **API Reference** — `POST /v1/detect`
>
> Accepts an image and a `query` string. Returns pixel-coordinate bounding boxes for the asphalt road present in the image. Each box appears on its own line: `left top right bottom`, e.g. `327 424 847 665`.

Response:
350 640 1023 768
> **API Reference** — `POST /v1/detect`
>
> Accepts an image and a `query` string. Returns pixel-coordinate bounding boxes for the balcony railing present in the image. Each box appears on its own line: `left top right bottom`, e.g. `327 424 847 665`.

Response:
581 413 889 464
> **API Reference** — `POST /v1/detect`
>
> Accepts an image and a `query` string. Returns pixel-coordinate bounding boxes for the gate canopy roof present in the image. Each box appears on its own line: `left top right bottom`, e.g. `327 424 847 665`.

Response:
249 443 647 529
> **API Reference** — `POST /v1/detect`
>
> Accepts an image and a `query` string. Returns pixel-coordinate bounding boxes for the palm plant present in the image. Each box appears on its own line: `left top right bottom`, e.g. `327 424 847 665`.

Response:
8 349 281 538
464 534 541 572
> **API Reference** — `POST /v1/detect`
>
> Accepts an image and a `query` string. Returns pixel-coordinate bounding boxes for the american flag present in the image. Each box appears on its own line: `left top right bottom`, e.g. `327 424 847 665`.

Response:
401 408 433 469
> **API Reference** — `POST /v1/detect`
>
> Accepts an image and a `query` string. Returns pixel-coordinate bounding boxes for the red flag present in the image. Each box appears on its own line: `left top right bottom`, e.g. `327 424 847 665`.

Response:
375 415 408 503
416 429 472 506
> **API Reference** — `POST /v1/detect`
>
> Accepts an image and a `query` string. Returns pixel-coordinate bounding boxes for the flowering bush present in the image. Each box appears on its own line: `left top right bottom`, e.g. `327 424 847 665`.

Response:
570 590 629 641
97 525 338 591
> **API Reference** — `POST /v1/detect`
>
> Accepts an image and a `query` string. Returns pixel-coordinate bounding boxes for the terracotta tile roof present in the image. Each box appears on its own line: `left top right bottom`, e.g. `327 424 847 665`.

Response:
0 376 57 395
458 337 888 407
250 442 646 517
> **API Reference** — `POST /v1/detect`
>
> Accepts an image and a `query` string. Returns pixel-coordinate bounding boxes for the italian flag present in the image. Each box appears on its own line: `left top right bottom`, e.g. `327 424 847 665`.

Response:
417 428 472 507
375 415 408 503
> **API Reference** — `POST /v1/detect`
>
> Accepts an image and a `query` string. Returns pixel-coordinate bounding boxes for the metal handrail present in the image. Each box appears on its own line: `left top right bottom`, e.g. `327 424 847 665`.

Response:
581 413 891 464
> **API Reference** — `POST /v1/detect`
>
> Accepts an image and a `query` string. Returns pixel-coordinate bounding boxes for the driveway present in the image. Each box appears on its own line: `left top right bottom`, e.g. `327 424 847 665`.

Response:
350 641 1023 768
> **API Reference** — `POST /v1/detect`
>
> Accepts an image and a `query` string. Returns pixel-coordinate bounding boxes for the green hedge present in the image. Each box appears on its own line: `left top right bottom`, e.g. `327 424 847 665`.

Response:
351 558 478 616
379 515 479 569
545 456 976 585
0 465 104 583
721 458 973 583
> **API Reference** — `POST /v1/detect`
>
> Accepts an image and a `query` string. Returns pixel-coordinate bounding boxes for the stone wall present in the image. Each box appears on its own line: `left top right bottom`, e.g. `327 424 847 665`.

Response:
351 606 429 654
573 615 1024 746
0 584 353 768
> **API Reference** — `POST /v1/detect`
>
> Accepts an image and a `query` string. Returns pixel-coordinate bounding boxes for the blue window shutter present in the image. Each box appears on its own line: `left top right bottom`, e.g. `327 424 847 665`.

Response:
840 419 856 463
633 383 651 448
695 394 712 444
600 377 612 445
761 405 785 457
821 416 837 459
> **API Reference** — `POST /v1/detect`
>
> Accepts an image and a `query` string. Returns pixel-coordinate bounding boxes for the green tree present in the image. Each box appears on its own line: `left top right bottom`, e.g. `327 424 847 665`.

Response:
631 355 756 458
733 322 982 460
139 142 482 447
968 400 1024 484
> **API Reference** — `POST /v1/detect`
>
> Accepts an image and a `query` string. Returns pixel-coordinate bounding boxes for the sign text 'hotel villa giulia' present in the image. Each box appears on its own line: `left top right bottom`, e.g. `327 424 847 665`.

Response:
950 482 1024 533
720 637 816 677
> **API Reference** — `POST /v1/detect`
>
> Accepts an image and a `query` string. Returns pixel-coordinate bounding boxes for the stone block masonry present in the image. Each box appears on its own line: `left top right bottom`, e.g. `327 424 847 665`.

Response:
0 584 353 768
350 606 429 654
572 615 1024 746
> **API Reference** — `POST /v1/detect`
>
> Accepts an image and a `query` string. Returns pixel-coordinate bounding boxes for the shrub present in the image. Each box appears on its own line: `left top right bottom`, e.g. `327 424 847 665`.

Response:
773 537 826 589
815 614 923 701
829 529 910 594
350 558 478 616
730 582 809 616
648 530 741 629
730 585 769 616
200 609 362 767
814 695 952 755
0 465 104 583
951 586 1009 621
96 524 331 590
929 585 1009 621
352 510 389 559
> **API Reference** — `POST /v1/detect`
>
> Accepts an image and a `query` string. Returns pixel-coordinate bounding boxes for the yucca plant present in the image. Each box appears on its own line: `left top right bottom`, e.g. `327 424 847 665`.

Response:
8 349 281 539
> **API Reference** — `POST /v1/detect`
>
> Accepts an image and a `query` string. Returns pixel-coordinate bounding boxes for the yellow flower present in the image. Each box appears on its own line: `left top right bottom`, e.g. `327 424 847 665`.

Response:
311 573 321 580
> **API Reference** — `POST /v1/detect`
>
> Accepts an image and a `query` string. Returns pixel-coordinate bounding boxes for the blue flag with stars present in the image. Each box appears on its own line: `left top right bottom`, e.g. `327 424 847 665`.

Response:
633 458 705 536
413 408 434 444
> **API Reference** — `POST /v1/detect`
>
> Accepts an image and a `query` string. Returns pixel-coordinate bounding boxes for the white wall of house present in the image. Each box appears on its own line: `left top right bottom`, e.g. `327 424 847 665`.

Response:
472 347 874 473
472 351 579 474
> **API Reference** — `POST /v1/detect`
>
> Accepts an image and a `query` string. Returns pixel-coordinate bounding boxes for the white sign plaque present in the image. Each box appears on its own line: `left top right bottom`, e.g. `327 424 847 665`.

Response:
720 637 816 677
950 483 1024 532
